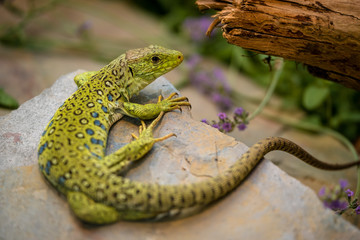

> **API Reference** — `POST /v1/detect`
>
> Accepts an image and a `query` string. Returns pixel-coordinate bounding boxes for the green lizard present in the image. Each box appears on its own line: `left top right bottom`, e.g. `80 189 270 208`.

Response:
38 45 360 225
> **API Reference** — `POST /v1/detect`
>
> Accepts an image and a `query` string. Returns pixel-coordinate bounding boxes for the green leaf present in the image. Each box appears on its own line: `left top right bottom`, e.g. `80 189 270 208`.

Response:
0 88 19 109
330 111 360 128
302 85 329 110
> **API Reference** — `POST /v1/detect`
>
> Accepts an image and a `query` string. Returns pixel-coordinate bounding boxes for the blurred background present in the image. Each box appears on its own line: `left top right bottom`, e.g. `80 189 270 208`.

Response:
1 0 359 225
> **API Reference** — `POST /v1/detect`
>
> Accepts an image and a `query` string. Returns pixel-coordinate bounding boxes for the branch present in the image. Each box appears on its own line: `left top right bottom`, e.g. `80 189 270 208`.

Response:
196 0 360 90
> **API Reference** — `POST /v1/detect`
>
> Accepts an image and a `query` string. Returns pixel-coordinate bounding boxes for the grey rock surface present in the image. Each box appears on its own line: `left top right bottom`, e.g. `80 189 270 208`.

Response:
0 71 359 240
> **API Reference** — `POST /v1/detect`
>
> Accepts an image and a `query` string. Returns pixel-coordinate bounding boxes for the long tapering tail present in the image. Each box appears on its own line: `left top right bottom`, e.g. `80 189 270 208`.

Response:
117 137 360 219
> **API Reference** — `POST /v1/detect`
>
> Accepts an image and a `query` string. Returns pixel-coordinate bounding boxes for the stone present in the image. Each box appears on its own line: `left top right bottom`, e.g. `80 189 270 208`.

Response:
0 71 359 240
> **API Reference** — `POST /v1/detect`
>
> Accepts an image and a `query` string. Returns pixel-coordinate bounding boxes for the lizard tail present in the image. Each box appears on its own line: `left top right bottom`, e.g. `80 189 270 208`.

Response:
261 137 360 170
116 137 360 218
147 137 360 211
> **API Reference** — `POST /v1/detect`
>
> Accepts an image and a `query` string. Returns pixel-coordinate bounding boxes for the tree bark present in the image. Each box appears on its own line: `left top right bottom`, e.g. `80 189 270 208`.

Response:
196 0 360 90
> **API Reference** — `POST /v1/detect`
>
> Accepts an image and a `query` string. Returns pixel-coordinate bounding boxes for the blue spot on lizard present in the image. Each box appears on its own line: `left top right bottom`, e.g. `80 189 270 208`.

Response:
91 112 99 118
101 106 108 113
86 129 94 135
58 176 66 185
90 138 104 146
45 160 52 175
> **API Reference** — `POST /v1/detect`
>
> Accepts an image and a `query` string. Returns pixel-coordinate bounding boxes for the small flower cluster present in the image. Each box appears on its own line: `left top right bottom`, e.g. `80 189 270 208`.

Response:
318 179 360 215
201 107 248 133
187 55 233 110
183 16 215 42
77 20 92 37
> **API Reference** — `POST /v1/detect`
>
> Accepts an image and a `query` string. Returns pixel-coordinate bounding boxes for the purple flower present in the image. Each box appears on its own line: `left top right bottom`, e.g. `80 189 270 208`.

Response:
183 16 214 42
213 68 231 92
328 200 348 211
213 67 225 81
355 205 360 215
345 189 354 197
318 187 326 197
339 179 348 189
187 54 201 69
237 123 247 131
211 93 222 103
222 122 232 132
212 123 220 129
218 112 227 120
193 71 209 85
221 96 232 110
191 71 213 93
234 107 244 116
201 119 208 124
323 201 331 209
77 20 92 36
212 93 232 110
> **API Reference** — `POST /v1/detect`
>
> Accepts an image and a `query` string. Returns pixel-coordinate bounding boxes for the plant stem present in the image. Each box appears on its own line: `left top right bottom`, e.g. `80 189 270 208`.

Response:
248 58 283 121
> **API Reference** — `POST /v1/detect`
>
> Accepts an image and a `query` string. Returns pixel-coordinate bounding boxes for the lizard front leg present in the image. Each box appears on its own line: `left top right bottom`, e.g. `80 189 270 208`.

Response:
120 93 191 120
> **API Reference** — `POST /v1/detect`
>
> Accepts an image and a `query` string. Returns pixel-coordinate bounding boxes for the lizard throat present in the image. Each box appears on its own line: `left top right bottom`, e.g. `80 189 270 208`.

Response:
126 77 151 98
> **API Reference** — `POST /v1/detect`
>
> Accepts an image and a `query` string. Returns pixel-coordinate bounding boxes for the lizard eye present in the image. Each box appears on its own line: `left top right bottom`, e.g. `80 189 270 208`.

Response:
151 56 160 64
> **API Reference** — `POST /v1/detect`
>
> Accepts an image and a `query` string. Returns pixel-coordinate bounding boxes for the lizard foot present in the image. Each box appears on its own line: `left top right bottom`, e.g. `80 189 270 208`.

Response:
131 111 176 143
122 93 191 120
156 92 191 112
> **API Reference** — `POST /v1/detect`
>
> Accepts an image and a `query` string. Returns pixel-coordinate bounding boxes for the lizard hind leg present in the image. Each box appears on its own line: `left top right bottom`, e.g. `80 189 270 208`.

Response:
103 112 175 174
67 191 119 225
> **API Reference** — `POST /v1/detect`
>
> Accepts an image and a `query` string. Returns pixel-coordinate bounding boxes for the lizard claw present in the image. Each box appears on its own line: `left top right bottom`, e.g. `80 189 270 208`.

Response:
158 92 191 111
164 92 179 101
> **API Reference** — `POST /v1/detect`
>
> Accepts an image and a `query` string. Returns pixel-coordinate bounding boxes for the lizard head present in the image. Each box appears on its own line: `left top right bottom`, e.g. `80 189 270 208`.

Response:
125 45 183 84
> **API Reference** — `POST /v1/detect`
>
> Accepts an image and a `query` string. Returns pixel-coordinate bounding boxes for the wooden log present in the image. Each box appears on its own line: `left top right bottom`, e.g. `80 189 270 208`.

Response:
196 0 360 90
